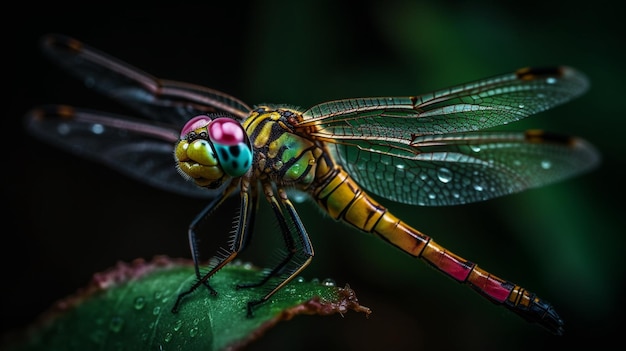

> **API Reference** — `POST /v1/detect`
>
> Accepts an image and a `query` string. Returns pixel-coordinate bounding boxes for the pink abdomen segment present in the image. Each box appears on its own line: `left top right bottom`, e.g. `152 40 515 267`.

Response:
314 168 564 335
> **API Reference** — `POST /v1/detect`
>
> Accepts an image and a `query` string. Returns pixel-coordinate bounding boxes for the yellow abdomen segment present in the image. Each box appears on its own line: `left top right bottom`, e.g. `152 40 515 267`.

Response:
312 167 562 333
313 167 429 256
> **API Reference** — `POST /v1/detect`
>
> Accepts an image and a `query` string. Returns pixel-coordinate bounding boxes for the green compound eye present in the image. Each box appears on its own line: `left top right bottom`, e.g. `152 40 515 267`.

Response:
207 117 252 177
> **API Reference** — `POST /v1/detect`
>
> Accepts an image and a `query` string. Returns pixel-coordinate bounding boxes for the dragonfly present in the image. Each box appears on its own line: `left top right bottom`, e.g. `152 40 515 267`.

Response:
25 33 599 336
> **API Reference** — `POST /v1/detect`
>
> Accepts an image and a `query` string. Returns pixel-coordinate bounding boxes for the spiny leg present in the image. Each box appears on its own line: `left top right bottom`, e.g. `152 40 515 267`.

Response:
236 184 295 290
172 180 254 313
238 185 314 317
238 181 259 252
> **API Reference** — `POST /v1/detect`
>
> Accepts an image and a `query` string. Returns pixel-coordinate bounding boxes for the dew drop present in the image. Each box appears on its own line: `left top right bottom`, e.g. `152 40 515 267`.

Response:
57 123 70 135
474 184 484 192
291 192 308 203
91 123 104 135
189 327 199 337
469 145 481 152
164 332 173 343
133 296 146 310
541 160 552 169
173 319 183 332
419 173 428 181
428 193 436 200
452 192 460 199
395 163 405 170
518 104 525 109
152 306 161 316
295 276 305 283
161 290 171 303
154 291 163 300
437 167 453 183
546 77 557 84
321 278 336 286
109 316 124 333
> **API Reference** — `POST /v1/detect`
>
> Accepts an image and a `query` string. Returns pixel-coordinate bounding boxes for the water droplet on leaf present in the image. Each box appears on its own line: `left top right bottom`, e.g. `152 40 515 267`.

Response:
321 278 336 286
109 316 124 333
133 296 146 310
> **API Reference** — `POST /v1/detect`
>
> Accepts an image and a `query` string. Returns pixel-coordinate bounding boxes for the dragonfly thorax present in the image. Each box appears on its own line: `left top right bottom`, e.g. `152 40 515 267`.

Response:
175 114 252 188
242 106 332 189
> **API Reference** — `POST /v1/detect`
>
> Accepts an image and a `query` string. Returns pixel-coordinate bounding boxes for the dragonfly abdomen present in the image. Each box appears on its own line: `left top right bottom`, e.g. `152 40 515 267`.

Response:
313 167 564 335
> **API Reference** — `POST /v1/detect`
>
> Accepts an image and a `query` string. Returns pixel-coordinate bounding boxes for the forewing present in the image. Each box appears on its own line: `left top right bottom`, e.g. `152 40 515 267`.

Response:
302 66 596 205
301 67 588 141
41 34 252 125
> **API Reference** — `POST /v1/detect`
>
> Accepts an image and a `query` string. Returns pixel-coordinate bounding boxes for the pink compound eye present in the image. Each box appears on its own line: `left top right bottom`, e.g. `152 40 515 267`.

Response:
180 115 212 138
208 117 245 146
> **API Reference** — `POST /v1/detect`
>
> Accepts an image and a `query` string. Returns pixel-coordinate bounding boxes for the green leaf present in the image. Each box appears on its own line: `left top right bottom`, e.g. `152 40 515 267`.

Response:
3 256 371 351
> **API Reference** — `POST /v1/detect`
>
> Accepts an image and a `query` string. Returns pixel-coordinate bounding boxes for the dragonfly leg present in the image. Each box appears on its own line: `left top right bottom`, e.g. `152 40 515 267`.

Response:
172 181 251 313
238 185 314 317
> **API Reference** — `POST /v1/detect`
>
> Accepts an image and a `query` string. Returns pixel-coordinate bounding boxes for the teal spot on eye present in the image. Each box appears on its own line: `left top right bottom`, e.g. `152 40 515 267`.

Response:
213 142 252 177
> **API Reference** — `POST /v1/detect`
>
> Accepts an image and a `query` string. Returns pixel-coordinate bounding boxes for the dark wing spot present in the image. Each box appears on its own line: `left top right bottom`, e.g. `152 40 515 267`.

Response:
516 67 563 81
525 130 574 145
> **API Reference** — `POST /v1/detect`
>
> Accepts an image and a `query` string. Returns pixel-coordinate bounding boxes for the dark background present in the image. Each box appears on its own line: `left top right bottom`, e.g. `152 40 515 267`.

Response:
4 1 624 350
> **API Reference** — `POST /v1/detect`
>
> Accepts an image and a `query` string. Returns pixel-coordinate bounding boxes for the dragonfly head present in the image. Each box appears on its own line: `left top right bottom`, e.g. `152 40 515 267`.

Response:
175 114 252 188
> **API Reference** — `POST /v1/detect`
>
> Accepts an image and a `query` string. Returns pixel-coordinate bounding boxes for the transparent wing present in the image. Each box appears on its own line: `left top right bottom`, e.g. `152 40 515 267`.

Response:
25 105 216 198
301 67 588 140
328 131 599 206
300 66 599 205
41 33 252 124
